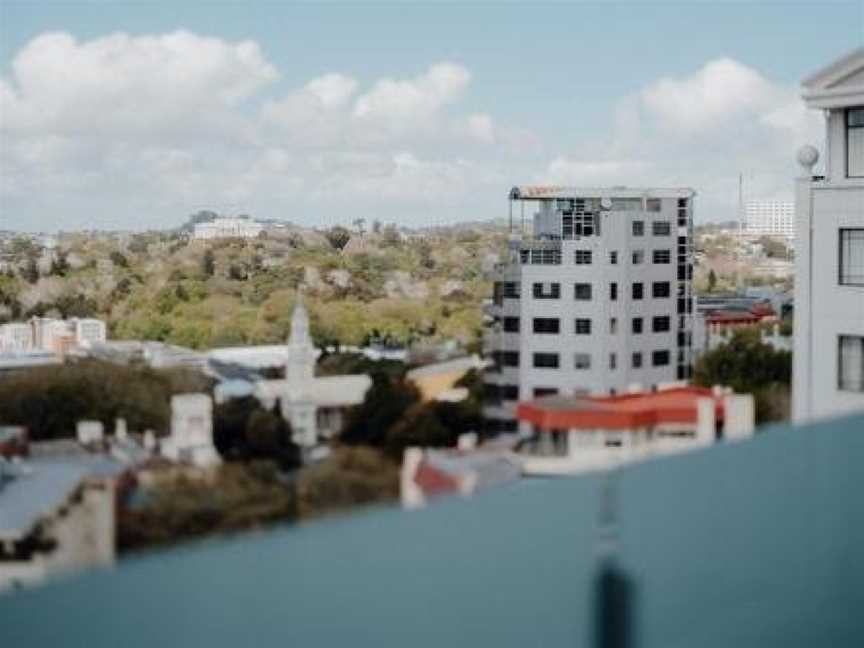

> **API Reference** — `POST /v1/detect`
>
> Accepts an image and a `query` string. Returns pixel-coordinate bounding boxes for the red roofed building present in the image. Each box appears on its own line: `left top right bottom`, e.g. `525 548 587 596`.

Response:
515 384 754 476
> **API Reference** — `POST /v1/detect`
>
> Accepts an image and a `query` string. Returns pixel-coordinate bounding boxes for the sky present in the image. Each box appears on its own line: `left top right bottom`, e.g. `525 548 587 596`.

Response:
1 1 862 232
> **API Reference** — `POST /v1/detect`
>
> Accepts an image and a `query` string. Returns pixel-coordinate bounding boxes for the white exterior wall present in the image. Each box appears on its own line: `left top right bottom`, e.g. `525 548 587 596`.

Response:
484 189 695 432
793 53 864 422
193 217 263 240
0 323 33 351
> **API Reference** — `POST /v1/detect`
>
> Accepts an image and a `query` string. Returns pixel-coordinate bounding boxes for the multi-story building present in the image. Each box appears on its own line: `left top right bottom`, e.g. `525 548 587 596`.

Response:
743 200 795 240
0 323 33 351
793 47 864 422
483 186 696 434
192 216 263 241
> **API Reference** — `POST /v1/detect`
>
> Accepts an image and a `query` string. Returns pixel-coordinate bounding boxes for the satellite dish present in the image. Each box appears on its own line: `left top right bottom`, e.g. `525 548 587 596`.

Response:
600 197 612 210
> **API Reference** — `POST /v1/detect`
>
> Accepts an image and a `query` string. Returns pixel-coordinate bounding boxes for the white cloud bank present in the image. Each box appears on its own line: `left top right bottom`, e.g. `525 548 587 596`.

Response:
0 31 821 230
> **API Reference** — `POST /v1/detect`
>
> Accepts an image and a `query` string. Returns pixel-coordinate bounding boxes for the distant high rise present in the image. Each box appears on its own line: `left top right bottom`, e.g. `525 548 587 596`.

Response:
483 186 696 434
743 200 795 239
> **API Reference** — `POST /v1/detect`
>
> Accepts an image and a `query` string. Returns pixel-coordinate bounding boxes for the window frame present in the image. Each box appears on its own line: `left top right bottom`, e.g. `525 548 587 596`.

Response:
846 107 864 179
838 335 864 392
839 228 864 287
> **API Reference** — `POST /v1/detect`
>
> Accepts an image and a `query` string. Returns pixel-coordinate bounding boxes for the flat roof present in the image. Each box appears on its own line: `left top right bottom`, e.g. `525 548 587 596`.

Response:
517 387 723 431
510 186 695 200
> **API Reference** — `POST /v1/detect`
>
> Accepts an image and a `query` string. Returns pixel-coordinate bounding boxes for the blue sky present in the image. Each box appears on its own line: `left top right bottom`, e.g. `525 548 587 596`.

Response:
1 1 862 231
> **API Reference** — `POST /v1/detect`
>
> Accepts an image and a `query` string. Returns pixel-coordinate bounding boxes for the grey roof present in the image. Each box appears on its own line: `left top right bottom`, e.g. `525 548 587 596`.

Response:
0 457 124 541
2 414 864 646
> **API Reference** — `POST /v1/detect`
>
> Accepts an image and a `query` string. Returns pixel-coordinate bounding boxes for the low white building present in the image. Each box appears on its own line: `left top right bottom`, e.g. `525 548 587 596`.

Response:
0 323 33 351
193 216 264 241
515 384 754 476
160 393 221 468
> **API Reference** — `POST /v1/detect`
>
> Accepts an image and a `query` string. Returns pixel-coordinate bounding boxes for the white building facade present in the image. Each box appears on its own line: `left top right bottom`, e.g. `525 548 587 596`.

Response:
793 47 864 422
193 216 264 241
743 200 795 239
483 186 696 434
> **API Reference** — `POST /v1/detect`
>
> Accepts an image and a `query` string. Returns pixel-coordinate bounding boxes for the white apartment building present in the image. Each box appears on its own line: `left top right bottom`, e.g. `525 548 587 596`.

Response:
793 47 864 422
0 323 33 351
193 216 264 241
484 186 695 434
743 200 795 240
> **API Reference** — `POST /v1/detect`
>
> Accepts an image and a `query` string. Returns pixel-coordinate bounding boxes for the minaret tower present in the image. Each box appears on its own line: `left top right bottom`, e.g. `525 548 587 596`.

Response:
283 294 318 449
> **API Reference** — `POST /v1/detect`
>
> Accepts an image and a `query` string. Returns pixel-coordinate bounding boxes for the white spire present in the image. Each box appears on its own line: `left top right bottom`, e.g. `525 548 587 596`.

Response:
286 293 315 392
289 293 310 347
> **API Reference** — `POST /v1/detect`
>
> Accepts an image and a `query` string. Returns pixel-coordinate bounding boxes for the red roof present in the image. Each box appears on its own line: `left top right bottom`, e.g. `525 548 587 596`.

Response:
705 310 762 325
516 386 724 431
413 463 461 496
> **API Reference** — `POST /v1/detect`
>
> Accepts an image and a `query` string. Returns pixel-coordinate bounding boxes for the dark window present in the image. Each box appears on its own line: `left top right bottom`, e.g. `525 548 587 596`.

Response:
609 353 617 370
610 317 618 334
574 353 591 369
652 281 671 298
574 283 592 300
533 282 560 299
632 250 644 265
501 351 519 367
652 316 671 332
652 350 670 367
839 229 864 286
652 221 671 236
632 282 644 300
574 318 592 335
609 251 618 265
533 318 560 334
503 282 520 298
533 353 559 368
653 249 671 264
847 107 864 177
632 352 643 369
503 317 520 333
632 317 643 334
839 335 864 391
533 387 558 397
610 282 618 301
528 249 562 265
632 221 645 236
574 250 593 265
501 385 519 400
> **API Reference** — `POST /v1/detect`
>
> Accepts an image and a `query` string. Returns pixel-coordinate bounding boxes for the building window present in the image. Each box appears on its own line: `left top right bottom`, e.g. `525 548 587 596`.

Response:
646 198 662 212
632 221 645 236
610 317 618 334
652 350 670 367
501 351 519 367
501 385 519 400
652 316 671 332
574 250 593 265
632 317 643 334
652 281 671 298
838 335 864 391
632 282 644 300
609 353 617 370
632 352 643 369
574 353 591 370
574 283 593 300
839 228 864 286
533 387 558 397
533 282 560 299
652 221 671 236
503 282 520 298
610 282 618 301
533 318 560 334
502 317 520 333
575 318 592 335
528 248 562 265
609 251 618 265
653 249 671 264
533 353 560 369
632 250 644 265
847 107 864 178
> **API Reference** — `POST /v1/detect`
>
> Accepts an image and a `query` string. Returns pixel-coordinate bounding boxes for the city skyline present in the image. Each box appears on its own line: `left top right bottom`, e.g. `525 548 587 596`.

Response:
1 1 862 232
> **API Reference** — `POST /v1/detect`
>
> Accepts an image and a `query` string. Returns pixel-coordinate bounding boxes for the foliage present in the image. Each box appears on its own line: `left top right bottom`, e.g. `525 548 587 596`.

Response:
109 251 129 268
118 461 295 552
202 248 215 277
213 397 300 469
0 360 212 439
707 269 717 292
694 329 792 423
295 446 399 520
340 371 421 446
324 226 351 251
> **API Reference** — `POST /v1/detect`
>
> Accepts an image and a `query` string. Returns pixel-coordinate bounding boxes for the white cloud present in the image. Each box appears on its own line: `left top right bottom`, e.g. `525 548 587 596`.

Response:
540 58 822 220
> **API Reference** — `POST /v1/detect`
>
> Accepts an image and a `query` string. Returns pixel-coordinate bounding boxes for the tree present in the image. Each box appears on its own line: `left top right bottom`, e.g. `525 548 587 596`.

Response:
707 269 717 293
352 218 366 237
109 251 129 268
325 226 351 251
22 256 39 284
756 236 789 259
202 248 215 277
694 329 792 423
381 224 401 247
49 251 70 277
213 397 300 468
340 371 421 446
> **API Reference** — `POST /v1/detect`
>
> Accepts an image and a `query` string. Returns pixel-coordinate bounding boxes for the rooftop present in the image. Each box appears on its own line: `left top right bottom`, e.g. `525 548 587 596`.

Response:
2 413 863 645
509 185 695 201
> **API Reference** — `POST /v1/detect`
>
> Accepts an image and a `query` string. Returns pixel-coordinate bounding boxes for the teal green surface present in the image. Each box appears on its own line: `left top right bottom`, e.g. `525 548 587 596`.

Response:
2 414 863 647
